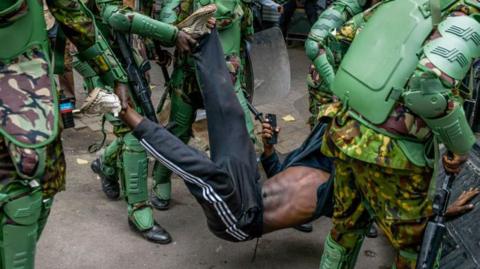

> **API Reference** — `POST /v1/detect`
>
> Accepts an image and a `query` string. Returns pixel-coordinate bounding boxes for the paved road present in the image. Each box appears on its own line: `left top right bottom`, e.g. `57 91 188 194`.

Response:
36 47 394 269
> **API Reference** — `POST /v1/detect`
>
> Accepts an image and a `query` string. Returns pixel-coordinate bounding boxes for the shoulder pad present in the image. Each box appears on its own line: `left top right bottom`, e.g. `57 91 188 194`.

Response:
438 15 480 56
424 37 472 80
424 15 480 79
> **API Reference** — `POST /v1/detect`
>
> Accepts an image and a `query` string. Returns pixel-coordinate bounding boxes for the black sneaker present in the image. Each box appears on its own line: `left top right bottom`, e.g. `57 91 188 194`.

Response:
91 158 120 200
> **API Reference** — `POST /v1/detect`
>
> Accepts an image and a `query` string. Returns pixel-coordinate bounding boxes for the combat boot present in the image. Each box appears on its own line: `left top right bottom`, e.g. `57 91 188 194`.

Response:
128 205 172 244
150 194 170 211
91 158 120 200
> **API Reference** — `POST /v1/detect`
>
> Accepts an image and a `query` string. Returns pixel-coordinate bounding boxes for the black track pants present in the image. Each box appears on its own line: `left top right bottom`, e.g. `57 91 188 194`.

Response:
133 30 263 242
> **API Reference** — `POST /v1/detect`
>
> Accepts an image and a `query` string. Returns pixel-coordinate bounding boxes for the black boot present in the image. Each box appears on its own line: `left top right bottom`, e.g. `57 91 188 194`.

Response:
150 194 171 211
91 158 120 200
128 219 172 244
293 222 313 233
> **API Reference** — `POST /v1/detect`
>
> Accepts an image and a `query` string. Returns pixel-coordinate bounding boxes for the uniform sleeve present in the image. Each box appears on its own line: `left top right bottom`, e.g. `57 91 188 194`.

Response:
46 0 96 50
305 0 367 89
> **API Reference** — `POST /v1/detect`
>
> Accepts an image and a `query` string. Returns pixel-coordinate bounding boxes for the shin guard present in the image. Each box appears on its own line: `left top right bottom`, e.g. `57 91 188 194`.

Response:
319 233 364 269
152 161 172 200
121 133 153 230
0 183 42 269
121 133 149 205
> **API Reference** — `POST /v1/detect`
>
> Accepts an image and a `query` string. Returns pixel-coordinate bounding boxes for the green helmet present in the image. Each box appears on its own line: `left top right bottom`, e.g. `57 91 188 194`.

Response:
0 0 25 17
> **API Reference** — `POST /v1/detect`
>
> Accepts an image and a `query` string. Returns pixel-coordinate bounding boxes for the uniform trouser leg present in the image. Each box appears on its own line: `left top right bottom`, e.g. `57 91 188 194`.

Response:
324 158 432 269
133 31 259 241
120 132 154 230
152 91 196 201
152 56 257 202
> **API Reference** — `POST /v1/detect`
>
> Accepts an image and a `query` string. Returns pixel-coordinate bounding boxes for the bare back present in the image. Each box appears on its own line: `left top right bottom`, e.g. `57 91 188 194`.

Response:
261 166 330 234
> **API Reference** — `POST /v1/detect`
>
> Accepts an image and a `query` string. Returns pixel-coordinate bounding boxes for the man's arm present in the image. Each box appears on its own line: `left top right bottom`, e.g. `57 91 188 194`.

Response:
304 0 367 89
404 9 480 172
260 122 284 177
95 0 181 47
47 0 129 86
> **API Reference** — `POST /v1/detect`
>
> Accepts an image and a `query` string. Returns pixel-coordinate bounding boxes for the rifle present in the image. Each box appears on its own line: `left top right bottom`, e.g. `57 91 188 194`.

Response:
154 44 172 113
416 169 456 269
115 32 158 123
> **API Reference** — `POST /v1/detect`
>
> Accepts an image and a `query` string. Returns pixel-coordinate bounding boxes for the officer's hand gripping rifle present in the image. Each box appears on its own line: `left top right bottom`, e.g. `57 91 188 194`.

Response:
416 160 456 269
115 33 158 123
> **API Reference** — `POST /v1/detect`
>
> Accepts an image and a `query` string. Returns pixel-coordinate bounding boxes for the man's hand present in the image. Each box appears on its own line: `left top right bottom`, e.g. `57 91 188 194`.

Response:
114 82 130 111
443 152 469 174
176 30 197 54
207 17 216 29
446 187 480 218
262 121 280 156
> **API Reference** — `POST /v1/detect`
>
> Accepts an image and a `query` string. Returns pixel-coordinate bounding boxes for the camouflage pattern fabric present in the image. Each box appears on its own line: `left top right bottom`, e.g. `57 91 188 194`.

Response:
47 0 96 50
0 135 66 199
0 0 102 199
317 1 480 268
0 51 56 146
321 113 429 170
306 65 334 128
329 155 432 268
317 3 480 166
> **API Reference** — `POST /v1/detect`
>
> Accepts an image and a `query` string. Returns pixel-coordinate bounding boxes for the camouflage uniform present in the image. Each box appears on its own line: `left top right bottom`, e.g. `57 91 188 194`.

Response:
0 0 109 268
311 1 479 268
150 0 256 206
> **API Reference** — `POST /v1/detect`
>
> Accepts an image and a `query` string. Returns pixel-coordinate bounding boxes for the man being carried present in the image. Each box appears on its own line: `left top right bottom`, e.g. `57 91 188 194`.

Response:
92 30 478 242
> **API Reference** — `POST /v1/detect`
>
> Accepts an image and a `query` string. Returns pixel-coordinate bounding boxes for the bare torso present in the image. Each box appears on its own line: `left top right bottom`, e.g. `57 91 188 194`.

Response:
261 166 331 234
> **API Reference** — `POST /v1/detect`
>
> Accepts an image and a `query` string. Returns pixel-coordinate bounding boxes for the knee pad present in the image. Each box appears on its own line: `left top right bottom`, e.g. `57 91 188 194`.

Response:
0 182 42 269
121 133 148 205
